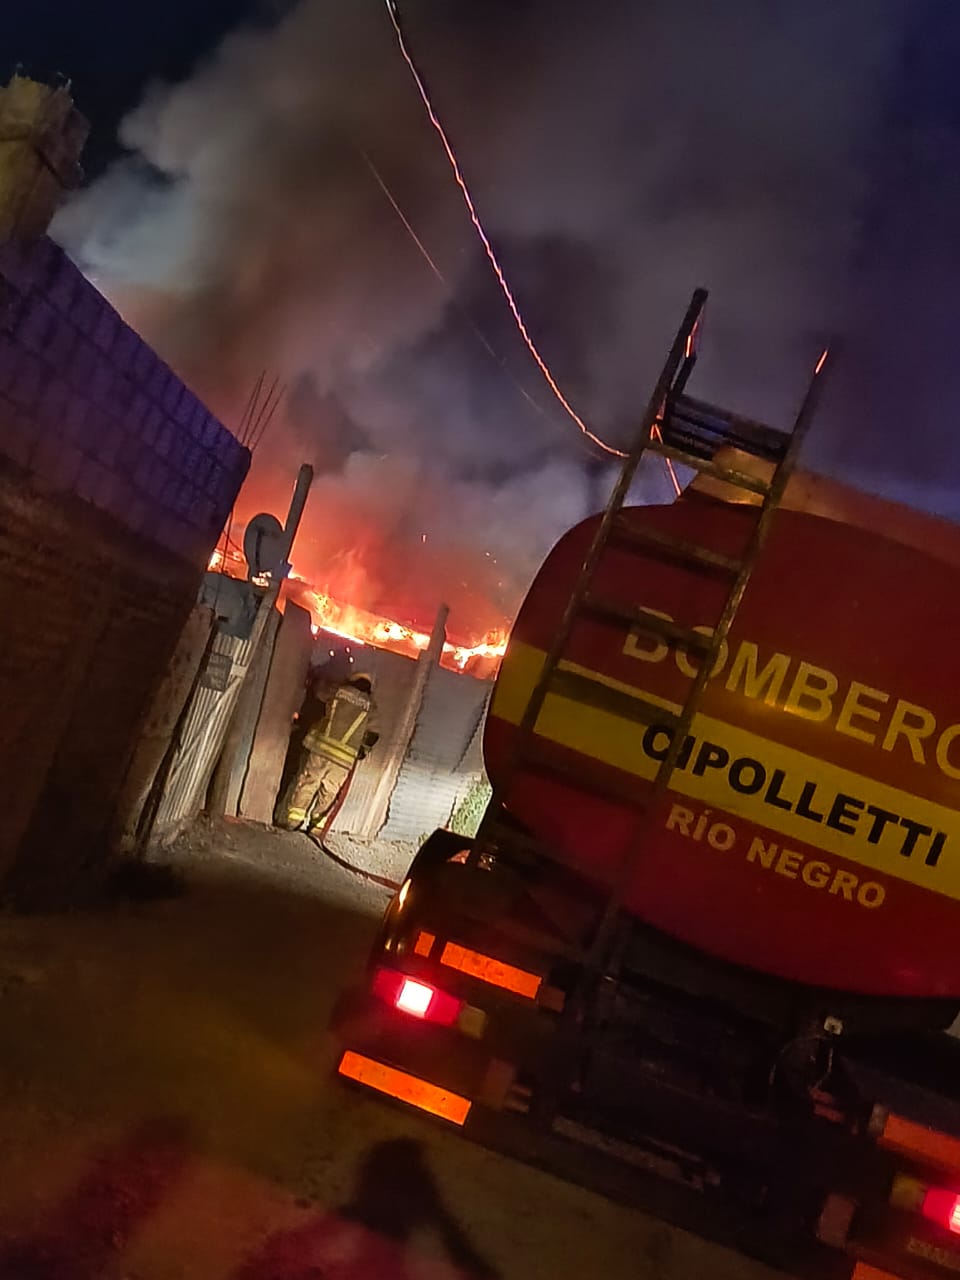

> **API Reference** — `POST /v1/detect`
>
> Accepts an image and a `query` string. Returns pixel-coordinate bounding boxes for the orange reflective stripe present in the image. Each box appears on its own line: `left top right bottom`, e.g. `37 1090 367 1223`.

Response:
879 1112 960 1173
338 1051 471 1125
440 942 542 999
851 1264 900 1280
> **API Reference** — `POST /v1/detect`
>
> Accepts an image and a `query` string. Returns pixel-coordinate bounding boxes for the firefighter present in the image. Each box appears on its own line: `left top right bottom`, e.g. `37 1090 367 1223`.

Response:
280 671 379 834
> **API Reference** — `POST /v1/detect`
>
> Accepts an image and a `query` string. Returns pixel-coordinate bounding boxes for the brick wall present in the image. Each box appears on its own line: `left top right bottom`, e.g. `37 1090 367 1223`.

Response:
0 234 249 898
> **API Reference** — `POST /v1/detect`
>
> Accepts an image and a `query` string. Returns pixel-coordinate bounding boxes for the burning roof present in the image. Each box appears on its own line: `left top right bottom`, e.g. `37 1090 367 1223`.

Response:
207 545 506 679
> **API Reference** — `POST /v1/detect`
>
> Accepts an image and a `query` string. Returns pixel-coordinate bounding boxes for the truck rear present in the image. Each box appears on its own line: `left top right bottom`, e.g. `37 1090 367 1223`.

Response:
333 293 960 1280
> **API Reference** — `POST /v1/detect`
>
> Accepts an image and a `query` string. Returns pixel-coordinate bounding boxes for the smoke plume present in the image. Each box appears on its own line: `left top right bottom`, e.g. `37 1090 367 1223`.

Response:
55 0 908 639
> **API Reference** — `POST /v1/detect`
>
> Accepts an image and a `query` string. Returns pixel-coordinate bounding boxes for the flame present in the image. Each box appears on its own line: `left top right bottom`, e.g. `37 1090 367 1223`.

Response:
207 545 246 574
207 541 508 678
299 588 507 677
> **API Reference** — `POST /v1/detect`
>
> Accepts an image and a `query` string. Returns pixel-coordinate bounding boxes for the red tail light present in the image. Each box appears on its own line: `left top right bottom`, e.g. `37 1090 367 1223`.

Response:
922 1187 960 1235
372 967 463 1027
396 978 433 1017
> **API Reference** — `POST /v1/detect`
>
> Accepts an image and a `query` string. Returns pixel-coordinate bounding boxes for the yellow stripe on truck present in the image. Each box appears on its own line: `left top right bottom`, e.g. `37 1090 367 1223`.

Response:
492 642 960 902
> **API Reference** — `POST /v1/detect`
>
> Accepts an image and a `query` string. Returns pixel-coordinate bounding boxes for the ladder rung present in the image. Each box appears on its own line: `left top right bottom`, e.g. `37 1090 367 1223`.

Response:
581 596 712 656
611 517 742 576
647 439 772 496
675 393 789 447
666 394 791 463
549 666 680 732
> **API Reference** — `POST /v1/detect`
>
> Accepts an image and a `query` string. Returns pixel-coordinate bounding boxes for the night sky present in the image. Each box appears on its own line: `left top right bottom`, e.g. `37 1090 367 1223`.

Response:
5 1 960 635
1 0 266 174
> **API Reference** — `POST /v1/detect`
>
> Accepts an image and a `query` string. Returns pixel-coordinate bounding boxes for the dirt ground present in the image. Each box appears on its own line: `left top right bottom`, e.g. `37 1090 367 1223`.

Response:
0 817 787 1280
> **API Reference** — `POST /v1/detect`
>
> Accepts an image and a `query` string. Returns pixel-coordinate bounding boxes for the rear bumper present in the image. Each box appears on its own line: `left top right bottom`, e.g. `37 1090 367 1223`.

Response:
338 1049 473 1125
333 987 960 1280
331 849 960 1280
332 986 496 1113
331 999 852 1279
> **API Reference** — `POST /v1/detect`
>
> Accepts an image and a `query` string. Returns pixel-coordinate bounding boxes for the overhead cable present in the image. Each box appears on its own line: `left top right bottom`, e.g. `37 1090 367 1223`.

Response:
382 0 629 463
359 148 567 438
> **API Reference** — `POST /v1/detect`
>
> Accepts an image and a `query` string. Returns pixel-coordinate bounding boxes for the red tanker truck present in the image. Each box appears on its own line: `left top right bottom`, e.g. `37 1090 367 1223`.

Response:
333 292 960 1280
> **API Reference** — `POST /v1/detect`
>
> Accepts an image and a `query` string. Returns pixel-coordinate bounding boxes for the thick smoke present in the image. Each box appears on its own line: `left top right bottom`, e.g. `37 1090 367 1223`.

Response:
55 0 908 638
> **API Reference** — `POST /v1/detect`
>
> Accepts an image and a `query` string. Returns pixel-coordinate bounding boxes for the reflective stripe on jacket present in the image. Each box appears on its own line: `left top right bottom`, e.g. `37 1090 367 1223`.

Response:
302 683 372 767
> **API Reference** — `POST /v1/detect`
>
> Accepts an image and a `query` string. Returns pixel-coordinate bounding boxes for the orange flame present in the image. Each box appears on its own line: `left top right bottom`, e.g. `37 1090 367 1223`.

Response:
207 544 507 678
301 589 506 678
207 545 246 573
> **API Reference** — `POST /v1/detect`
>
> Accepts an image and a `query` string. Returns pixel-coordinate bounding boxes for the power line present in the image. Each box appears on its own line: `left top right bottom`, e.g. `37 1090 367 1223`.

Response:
359 148 570 440
361 149 454 305
237 371 265 447
249 376 285 453
382 0 628 463
383 0 680 496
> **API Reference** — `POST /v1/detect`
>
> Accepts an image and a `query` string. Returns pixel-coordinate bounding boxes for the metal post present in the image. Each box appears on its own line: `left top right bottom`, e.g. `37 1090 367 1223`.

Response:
207 464 314 817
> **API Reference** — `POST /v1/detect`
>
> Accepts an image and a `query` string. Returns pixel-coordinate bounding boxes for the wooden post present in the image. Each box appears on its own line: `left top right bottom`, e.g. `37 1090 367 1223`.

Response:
206 464 313 817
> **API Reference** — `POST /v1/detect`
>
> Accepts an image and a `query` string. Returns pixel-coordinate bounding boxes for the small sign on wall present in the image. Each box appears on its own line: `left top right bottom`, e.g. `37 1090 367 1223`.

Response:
200 651 232 692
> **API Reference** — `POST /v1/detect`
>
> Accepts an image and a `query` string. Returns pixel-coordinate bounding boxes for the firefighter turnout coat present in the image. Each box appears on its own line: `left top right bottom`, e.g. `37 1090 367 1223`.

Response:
303 679 378 768
282 676 379 831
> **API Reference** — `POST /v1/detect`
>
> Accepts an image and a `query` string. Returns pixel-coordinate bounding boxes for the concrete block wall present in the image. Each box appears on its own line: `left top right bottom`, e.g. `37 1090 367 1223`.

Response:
0 234 249 898
111 604 217 852
0 76 88 243
0 236 246 567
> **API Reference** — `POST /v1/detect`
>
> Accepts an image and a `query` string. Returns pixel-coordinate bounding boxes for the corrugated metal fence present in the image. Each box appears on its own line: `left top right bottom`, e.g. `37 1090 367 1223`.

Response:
146 606 494 847
152 628 257 838
379 665 491 843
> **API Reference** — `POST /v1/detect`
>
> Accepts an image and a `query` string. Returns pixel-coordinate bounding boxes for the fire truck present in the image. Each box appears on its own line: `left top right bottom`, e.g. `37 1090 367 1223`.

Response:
333 290 960 1280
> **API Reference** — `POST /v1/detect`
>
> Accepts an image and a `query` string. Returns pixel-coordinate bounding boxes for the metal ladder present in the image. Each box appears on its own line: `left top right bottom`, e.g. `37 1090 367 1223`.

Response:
473 287 830 991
